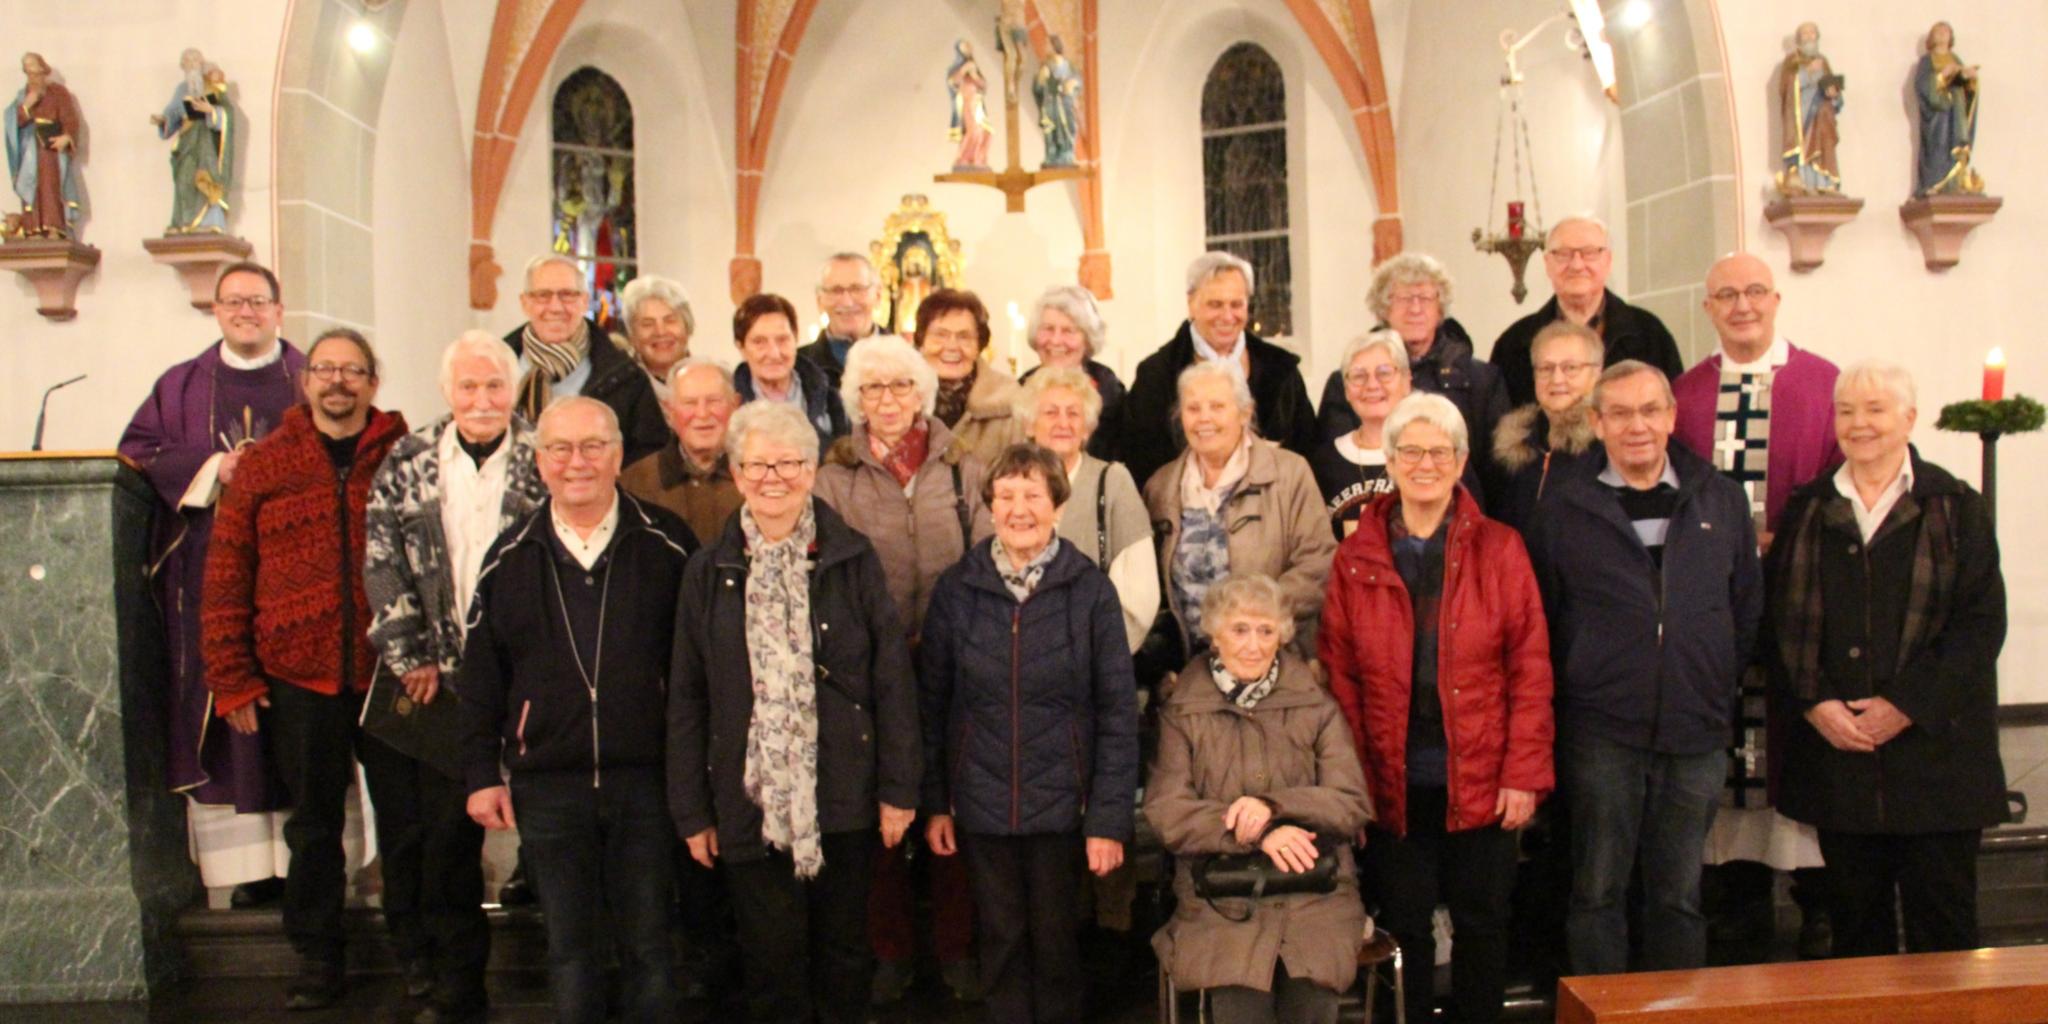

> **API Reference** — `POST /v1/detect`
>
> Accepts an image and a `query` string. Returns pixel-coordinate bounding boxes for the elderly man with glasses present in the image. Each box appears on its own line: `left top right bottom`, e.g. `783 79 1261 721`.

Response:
798 252 888 391
1489 217 1685 408
503 254 667 463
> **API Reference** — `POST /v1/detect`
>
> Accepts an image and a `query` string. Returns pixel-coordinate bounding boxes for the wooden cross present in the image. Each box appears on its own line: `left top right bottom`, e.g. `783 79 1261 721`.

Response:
934 48 1081 212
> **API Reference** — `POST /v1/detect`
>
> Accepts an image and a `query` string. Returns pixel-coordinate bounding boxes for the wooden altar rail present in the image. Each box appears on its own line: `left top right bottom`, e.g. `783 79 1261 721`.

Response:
1557 946 2048 1024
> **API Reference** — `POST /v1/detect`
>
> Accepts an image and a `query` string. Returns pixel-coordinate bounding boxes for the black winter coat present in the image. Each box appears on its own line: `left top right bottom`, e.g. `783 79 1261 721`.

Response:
918 541 1141 841
503 319 669 464
1527 445 1763 755
1122 322 1320 489
458 490 698 794
1488 290 1684 408
1768 453 2008 834
667 499 922 861
1317 319 1511 509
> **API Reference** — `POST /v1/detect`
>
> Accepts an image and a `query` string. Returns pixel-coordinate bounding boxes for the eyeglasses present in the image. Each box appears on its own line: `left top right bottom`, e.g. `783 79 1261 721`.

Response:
1534 360 1597 379
524 288 589 307
217 296 276 312
1596 401 1671 425
921 328 980 347
307 363 371 382
857 379 919 401
737 458 810 481
818 284 873 298
1708 284 1774 307
1546 246 1609 264
540 439 615 463
1388 291 1439 308
1344 365 1404 388
1393 445 1459 467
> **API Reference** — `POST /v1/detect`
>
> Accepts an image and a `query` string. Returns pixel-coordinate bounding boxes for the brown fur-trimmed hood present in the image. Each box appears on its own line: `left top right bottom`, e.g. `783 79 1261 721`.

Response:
1491 403 1595 472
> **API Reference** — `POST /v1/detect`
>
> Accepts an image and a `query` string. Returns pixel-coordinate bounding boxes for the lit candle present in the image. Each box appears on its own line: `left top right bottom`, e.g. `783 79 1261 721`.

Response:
1983 347 2007 401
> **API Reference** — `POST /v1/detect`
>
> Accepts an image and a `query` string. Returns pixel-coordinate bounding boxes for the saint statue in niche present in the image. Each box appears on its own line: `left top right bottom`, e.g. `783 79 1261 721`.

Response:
151 49 240 234
5 51 82 240
1774 23 1843 196
893 243 935 335
1034 34 1082 168
947 39 992 170
1913 21 1984 196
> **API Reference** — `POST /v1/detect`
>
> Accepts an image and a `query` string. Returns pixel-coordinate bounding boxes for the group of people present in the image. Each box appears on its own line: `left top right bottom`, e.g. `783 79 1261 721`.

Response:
115 218 2008 1024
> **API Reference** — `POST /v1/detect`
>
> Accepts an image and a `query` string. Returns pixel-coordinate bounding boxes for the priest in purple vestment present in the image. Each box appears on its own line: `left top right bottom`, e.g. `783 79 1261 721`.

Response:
119 261 303 899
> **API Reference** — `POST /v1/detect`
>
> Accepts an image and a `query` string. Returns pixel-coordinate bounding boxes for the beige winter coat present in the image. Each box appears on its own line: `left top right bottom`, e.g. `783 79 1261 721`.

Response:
1144 436 1338 654
1147 653 1373 994
947 363 1025 468
814 417 993 638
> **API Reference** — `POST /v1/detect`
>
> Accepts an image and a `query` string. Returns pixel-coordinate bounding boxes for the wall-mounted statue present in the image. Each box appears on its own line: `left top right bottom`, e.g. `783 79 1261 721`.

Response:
1034 35 1082 168
151 49 240 234
6 52 82 240
947 39 992 170
1913 21 1983 196
1774 22 1843 195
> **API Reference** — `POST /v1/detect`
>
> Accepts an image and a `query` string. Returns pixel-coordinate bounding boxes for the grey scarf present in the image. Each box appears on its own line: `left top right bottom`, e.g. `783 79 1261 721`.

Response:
741 501 825 877
517 320 590 423
1209 654 1280 709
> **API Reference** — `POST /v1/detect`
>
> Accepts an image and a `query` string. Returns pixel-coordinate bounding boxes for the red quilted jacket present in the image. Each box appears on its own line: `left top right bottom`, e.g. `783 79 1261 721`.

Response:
1318 488 1555 835
202 404 407 715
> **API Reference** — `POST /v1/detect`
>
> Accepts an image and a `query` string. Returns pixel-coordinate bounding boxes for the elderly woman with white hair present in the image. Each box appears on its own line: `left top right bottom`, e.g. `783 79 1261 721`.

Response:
618 275 695 397
813 332 991 1001
1148 573 1372 1024
1767 360 2008 959
1145 360 1335 663
1320 255 1513 478
669 399 922 1024
1018 284 1128 461
1320 392 1553 1024
1122 251 1321 488
362 329 549 1022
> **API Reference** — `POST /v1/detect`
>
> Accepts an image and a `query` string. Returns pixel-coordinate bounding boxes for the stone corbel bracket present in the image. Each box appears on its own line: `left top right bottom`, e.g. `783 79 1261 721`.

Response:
143 234 254 311
0 239 101 321
1899 195 2002 271
1763 195 1864 272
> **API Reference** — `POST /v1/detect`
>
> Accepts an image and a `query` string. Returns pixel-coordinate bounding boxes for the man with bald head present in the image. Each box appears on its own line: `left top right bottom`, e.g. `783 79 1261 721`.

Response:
461 396 698 1022
1491 216 1685 407
1674 252 1842 957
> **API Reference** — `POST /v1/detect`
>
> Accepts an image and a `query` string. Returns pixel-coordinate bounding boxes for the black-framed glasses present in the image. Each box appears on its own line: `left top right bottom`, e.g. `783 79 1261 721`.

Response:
217 296 276 312
307 363 371 382
737 458 810 481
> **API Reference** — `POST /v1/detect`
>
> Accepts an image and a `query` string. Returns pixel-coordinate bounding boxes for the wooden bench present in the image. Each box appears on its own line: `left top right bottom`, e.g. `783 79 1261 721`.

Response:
1557 945 2048 1024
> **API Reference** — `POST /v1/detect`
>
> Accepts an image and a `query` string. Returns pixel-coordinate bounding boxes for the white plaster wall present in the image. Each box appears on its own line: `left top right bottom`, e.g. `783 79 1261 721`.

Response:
1716 1 2048 704
0 0 287 451
1394 0 1629 356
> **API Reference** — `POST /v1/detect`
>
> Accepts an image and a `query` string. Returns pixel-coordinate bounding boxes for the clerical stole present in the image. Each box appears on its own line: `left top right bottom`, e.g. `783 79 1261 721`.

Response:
1714 369 1772 807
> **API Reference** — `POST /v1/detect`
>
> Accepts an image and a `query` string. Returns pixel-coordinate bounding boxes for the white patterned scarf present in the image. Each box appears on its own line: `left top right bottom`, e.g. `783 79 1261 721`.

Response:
740 501 825 877
993 537 1060 602
1209 654 1279 709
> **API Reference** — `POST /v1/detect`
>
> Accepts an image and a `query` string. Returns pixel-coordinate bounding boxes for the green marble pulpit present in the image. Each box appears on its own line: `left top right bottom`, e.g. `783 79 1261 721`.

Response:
0 453 199 1001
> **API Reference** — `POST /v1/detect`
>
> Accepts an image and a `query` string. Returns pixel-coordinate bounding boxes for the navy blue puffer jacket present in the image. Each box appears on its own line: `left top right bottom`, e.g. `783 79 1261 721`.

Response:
918 541 1140 841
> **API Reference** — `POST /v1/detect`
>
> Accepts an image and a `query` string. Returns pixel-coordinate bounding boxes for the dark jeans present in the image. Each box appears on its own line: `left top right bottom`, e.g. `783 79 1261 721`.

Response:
511 767 676 1024
675 840 739 984
727 830 876 1024
358 733 489 1011
1208 961 1339 1024
871 823 976 963
1362 786 1517 1024
263 682 365 965
961 832 1085 1023
1818 829 1981 957
1560 730 1724 974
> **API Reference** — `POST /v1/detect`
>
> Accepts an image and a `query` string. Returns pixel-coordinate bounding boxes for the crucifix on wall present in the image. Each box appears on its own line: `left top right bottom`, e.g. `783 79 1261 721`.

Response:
934 0 1083 211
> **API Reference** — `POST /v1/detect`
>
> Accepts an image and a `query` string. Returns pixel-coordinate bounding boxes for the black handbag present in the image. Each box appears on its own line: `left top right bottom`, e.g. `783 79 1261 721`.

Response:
1190 833 1343 921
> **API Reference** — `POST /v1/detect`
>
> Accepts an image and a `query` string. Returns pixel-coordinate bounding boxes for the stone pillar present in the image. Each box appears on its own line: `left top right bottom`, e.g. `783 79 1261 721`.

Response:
0 454 200 1002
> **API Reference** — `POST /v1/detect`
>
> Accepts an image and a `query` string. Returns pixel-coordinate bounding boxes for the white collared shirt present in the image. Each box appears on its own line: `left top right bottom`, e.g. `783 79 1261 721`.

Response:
552 492 620 570
440 423 514 631
1187 322 1250 378
1717 336 1792 376
1836 456 1915 543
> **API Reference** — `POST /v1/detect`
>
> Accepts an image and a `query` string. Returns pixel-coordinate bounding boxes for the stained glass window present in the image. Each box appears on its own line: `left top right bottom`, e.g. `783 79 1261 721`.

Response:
550 67 636 332
1201 44 1292 337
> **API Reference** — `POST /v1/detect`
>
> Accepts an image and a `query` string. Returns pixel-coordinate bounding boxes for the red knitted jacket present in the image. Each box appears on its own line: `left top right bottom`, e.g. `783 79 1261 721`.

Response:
202 403 408 715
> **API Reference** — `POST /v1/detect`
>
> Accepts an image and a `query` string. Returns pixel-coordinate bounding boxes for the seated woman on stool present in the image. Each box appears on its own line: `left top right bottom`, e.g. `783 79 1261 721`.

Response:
1147 573 1372 1024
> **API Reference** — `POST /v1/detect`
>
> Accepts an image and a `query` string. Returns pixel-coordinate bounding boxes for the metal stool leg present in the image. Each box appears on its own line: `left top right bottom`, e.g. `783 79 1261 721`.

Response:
1390 945 1406 1024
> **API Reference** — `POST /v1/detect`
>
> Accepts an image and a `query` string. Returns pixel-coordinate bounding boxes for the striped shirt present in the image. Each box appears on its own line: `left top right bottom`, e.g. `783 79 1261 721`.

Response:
1599 457 1680 568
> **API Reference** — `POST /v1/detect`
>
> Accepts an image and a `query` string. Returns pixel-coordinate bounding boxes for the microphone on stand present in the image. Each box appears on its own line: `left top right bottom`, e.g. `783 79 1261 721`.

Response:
30 374 87 452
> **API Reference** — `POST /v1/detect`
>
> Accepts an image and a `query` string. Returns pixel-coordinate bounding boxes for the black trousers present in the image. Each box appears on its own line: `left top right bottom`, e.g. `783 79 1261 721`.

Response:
1361 786 1518 1024
726 830 876 1024
961 832 1085 1024
357 733 489 1011
1817 829 1982 957
1208 961 1340 1024
263 682 365 965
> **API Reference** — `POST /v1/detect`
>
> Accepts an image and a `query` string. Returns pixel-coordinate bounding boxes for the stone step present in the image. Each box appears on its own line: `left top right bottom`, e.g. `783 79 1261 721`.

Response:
176 906 550 981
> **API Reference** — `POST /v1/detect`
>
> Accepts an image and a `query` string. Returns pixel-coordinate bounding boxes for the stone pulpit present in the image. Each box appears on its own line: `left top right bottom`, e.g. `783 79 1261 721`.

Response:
0 453 198 1002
